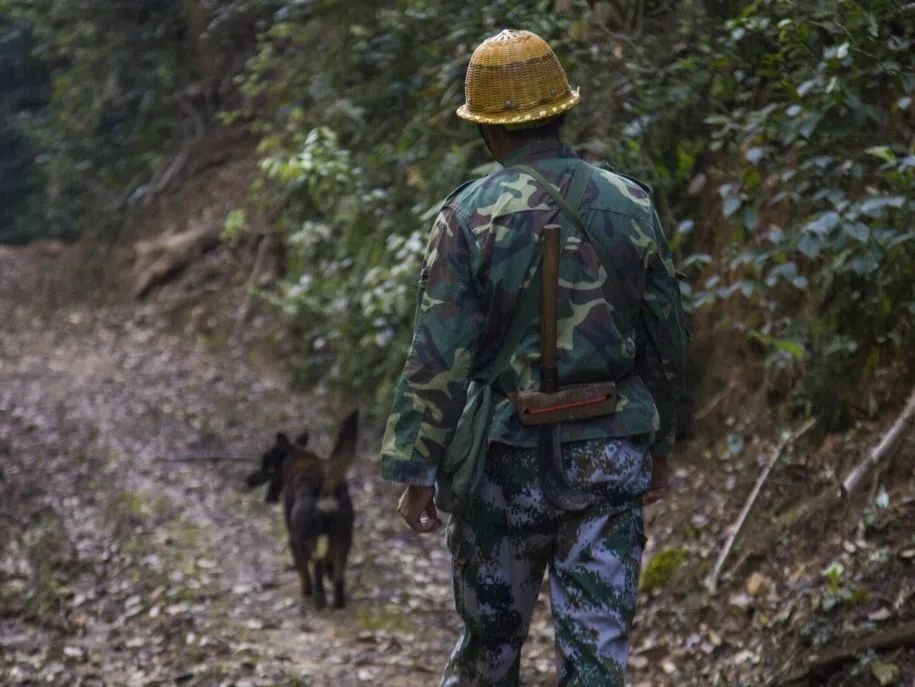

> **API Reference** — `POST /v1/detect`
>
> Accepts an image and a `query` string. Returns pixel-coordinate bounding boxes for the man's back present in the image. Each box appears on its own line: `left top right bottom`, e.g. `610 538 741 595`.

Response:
432 140 686 457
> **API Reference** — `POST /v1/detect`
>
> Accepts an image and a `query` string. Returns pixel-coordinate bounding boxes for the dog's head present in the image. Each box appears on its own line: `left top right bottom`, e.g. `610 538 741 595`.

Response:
245 410 358 503
245 431 307 502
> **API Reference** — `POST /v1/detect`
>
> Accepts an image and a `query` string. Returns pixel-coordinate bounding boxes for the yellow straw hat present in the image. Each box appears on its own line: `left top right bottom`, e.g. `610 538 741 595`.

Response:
457 29 580 126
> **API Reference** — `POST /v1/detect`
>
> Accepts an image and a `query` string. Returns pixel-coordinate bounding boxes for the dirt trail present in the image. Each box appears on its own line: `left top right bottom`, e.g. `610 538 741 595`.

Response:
0 245 558 686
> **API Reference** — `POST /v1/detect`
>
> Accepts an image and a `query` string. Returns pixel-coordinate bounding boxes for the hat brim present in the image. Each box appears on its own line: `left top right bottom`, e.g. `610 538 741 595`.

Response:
456 90 580 125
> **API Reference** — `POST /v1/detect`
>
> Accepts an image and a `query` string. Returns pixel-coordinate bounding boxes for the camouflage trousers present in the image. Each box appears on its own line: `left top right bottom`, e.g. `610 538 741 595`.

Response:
440 438 650 687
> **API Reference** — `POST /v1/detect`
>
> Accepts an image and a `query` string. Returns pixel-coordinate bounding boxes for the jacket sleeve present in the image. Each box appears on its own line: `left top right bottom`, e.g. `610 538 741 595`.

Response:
634 208 688 457
380 206 485 485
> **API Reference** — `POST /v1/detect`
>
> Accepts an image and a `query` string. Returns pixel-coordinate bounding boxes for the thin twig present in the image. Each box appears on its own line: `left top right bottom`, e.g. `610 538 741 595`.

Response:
694 382 737 421
841 387 915 496
705 418 817 594
231 233 270 344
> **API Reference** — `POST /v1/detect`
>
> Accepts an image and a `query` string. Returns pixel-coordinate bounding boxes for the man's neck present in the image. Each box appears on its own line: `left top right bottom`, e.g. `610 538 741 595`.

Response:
497 137 565 166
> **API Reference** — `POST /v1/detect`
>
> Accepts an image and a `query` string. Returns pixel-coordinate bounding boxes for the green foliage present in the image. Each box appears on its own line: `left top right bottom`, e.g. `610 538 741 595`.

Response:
231 0 912 421
690 0 915 426
0 0 187 241
230 0 562 408
0 13 48 242
640 545 688 592
820 560 869 611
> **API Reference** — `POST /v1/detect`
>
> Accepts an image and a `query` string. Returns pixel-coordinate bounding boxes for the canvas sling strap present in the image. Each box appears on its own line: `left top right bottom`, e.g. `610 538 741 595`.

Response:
514 160 618 511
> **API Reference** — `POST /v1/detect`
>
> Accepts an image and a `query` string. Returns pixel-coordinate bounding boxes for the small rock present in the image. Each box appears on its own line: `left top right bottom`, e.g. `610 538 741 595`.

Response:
733 649 757 665
629 655 649 669
746 572 771 597
729 592 753 609
868 607 892 622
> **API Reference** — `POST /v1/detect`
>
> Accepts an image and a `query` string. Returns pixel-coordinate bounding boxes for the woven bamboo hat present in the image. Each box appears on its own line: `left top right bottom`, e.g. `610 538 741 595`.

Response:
456 29 580 126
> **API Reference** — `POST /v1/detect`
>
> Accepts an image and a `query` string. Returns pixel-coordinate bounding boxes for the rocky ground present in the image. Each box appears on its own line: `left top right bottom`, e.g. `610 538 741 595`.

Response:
1 240 913 687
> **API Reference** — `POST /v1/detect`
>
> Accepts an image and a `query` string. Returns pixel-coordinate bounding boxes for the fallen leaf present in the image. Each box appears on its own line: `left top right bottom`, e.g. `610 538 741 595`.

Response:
871 660 900 685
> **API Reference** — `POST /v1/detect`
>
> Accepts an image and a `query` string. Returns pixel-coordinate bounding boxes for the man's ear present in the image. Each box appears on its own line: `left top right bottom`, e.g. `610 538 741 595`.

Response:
478 124 495 157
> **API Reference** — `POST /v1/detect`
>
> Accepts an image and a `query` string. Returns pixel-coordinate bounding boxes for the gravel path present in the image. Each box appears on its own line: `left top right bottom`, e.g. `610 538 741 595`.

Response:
0 244 559 686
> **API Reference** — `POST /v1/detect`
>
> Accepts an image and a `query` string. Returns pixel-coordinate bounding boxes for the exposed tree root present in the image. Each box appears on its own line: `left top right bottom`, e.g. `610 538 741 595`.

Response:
767 620 915 687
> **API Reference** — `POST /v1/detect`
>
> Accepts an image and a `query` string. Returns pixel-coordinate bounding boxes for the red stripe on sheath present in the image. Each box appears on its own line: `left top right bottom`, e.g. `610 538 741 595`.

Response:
523 394 610 416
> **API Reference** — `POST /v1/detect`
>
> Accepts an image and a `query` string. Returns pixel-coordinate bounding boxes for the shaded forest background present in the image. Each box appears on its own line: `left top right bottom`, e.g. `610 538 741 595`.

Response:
1 1 914 685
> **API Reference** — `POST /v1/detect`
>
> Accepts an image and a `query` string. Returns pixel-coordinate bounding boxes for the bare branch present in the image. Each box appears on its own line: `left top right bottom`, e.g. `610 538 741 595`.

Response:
705 418 816 594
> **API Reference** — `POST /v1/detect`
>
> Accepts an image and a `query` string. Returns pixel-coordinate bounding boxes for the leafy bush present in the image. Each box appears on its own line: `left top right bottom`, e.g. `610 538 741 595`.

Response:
229 0 566 407
684 0 914 425
231 0 912 421
0 0 187 241
0 13 49 242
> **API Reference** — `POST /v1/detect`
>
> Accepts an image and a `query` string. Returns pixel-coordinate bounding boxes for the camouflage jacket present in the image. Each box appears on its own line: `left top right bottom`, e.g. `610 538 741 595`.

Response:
381 141 687 486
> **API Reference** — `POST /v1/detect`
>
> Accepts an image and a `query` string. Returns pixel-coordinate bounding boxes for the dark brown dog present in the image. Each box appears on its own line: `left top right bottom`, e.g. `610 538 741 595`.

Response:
246 410 357 610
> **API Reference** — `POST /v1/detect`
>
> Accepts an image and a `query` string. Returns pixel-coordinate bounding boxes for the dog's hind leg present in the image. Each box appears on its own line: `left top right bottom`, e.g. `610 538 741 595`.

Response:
290 538 312 600
312 558 327 610
331 547 348 608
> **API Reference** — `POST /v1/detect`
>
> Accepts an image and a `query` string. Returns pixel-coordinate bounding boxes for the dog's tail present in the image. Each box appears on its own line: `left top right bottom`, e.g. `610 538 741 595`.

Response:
323 409 358 496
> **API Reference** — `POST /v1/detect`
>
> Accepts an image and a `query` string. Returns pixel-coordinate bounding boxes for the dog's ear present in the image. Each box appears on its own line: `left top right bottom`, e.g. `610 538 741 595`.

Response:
275 433 292 450
294 431 310 447
323 409 359 494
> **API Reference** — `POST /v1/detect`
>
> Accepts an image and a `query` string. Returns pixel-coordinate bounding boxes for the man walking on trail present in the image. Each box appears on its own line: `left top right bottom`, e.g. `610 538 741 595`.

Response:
381 29 687 687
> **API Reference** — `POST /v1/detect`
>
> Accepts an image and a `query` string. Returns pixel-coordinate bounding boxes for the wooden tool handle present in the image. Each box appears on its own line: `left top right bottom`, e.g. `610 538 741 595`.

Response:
540 224 561 393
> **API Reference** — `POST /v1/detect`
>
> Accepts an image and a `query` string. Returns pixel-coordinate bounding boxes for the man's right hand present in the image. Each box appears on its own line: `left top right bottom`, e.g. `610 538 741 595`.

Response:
397 484 442 534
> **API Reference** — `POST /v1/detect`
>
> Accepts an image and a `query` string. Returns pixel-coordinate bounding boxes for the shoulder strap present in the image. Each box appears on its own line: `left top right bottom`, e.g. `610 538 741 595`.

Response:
478 160 591 385
514 162 590 233
517 161 618 285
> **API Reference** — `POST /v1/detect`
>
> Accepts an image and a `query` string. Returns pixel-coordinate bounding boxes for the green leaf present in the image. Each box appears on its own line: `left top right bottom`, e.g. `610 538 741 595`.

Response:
745 147 764 164
742 207 759 230
844 222 870 242
871 661 900 686
722 196 743 218
859 196 905 217
775 339 805 359
749 331 805 359
798 233 822 259
850 248 883 275
806 212 840 234
865 146 896 164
